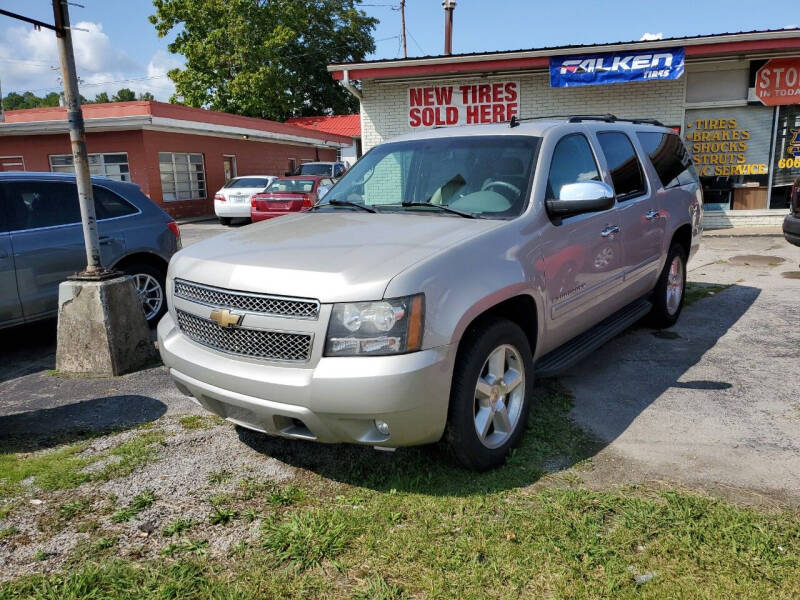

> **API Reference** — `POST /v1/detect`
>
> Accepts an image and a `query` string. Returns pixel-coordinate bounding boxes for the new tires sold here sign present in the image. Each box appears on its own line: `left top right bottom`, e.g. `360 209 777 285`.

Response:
408 81 519 128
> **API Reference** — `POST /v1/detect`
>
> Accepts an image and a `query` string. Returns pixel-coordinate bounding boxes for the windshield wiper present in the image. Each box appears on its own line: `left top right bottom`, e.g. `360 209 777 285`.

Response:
323 199 377 213
399 201 477 219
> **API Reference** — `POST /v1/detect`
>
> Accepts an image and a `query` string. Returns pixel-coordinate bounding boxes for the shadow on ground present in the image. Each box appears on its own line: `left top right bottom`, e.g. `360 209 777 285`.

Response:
239 284 759 497
2 319 57 384
0 395 167 452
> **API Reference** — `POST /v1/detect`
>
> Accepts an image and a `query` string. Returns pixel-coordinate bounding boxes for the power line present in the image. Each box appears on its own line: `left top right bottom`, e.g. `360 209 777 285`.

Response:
406 28 426 56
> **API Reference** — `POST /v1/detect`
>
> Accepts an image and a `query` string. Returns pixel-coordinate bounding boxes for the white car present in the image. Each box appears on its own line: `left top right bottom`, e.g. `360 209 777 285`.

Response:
213 175 277 225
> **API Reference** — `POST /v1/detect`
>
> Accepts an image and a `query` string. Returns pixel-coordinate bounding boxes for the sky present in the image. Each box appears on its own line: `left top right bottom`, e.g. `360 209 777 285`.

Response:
0 0 796 102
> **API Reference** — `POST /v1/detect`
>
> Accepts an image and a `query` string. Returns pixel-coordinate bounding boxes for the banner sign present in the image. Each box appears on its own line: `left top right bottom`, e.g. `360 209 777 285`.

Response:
408 81 519 128
549 47 685 88
755 58 800 106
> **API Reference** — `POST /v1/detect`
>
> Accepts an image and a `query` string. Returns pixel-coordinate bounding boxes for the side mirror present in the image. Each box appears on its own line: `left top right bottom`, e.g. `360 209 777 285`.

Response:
546 181 615 217
317 185 331 200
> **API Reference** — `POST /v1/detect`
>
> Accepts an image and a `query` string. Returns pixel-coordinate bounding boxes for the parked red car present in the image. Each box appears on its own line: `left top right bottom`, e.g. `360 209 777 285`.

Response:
250 176 335 222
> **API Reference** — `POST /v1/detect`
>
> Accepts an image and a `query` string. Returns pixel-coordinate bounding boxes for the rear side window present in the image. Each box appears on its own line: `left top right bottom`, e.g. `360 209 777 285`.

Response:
597 132 646 199
547 134 601 199
3 181 81 231
637 132 697 188
93 186 138 220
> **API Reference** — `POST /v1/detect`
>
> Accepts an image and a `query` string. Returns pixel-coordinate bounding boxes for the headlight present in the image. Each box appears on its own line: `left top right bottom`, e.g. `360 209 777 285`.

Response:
325 294 424 356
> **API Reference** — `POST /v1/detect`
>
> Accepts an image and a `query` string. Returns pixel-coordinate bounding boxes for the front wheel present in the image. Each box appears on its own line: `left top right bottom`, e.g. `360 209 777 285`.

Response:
123 263 167 326
649 243 687 329
446 317 533 471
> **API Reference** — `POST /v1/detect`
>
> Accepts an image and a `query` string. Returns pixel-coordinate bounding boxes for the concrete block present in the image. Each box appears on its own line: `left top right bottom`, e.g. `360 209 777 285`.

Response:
56 275 156 377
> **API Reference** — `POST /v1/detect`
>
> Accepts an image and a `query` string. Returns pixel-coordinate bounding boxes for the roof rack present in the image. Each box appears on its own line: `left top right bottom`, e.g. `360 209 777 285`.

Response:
509 114 664 128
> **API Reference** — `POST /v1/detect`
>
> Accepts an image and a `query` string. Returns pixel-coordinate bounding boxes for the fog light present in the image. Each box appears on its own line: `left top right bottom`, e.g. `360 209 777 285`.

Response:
374 420 390 435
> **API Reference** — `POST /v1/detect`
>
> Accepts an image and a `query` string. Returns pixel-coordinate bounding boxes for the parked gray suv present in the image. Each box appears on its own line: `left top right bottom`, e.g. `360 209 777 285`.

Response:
1 172 180 329
158 116 702 470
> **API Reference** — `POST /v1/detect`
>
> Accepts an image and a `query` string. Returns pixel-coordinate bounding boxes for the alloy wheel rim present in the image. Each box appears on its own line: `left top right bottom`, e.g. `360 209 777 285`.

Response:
473 344 525 449
665 256 684 316
133 273 163 320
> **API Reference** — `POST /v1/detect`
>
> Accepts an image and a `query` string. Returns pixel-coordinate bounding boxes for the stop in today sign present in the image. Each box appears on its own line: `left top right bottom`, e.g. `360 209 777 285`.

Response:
408 81 519 128
755 58 800 106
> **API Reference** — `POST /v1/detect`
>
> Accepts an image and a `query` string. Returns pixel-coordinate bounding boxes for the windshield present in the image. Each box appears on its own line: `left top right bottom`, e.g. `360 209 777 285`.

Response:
225 177 270 188
320 135 540 218
299 163 333 176
266 178 317 193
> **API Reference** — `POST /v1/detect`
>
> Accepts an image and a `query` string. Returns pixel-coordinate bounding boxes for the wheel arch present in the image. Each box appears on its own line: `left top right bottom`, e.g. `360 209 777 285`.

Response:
670 223 692 258
111 251 169 275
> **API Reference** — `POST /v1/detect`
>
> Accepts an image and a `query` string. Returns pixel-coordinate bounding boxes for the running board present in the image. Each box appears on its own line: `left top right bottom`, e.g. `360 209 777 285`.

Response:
534 298 652 378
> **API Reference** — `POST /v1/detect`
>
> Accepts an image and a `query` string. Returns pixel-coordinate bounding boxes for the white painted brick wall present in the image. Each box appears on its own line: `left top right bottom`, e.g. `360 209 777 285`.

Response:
360 73 686 151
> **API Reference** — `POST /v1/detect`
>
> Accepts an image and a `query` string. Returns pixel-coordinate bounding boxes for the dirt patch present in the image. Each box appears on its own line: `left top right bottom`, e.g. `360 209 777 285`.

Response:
781 271 800 279
728 254 786 266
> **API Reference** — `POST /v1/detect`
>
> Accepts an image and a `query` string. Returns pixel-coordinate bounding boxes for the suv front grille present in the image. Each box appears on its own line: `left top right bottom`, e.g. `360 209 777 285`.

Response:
176 310 312 362
174 279 319 319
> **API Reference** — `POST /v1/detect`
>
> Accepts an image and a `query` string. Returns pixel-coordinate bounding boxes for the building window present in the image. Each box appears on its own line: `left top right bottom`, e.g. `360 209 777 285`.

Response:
49 152 130 181
158 152 206 201
287 158 297 175
336 147 342 162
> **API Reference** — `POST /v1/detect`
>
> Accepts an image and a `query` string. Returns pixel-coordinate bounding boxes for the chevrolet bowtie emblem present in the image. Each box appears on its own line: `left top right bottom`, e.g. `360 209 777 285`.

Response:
209 308 243 328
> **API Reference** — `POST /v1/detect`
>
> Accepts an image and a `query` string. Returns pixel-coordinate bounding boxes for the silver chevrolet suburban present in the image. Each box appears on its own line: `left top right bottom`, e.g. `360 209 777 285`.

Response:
158 116 702 471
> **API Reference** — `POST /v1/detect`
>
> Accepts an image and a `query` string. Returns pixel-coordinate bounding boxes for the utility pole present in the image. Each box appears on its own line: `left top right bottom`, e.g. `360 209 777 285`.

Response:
52 0 105 275
0 78 4 123
400 0 407 58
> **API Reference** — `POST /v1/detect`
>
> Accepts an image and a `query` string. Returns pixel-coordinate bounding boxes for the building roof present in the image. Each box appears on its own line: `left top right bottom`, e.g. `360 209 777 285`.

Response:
287 115 361 138
0 101 352 148
328 28 800 81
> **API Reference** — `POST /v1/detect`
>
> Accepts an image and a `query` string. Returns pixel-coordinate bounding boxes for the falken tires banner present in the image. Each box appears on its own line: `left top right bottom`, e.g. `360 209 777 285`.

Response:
549 47 685 88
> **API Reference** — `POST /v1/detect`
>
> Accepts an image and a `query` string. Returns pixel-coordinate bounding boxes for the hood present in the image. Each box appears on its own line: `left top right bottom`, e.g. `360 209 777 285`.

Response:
169 212 501 302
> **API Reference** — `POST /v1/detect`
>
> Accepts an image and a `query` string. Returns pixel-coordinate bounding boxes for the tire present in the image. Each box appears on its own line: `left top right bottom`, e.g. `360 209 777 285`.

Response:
218 217 232 226
649 243 687 329
446 317 534 471
122 263 167 326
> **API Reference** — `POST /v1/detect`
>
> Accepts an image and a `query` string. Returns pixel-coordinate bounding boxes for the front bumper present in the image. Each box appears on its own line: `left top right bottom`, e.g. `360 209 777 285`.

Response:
214 200 251 218
157 312 453 446
784 214 800 247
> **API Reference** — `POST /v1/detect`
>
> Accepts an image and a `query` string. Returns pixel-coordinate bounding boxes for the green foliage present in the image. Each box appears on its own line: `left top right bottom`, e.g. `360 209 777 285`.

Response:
268 484 306 507
91 536 118 552
94 92 110 103
161 539 208 557
148 0 377 120
163 518 196 537
209 506 237 526
1 87 156 112
58 499 90 522
111 88 137 102
262 509 349 569
110 490 156 523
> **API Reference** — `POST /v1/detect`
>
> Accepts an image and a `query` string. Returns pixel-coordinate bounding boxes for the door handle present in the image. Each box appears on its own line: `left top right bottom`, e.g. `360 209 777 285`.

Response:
99 236 113 245
645 209 660 221
601 225 620 238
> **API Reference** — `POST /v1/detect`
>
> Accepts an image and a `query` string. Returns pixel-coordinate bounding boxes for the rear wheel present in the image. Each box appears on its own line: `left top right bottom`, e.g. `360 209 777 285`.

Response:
122 263 167 325
649 243 687 328
446 317 533 471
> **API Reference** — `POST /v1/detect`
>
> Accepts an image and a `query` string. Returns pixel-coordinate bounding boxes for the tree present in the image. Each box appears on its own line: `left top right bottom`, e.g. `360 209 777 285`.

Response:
149 0 377 120
138 91 155 101
94 92 110 103
112 88 137 102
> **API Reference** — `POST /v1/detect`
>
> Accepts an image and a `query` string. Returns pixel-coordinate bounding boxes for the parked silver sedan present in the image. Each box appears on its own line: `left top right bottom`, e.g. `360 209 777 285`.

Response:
158 117 702 470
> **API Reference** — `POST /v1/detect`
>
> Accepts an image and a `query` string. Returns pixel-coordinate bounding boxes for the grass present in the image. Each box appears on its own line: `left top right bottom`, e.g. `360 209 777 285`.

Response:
178 415 219 431
1 382 799 598
110 490 156 523
58 499 90 522
684 281 732 306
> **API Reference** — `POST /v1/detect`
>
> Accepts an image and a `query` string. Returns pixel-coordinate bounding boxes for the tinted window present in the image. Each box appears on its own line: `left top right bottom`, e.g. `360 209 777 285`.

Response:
93 186 138 220
267 178 317 193
299 163 333 176
4 181 81 231
225 177 270 189
597 132 646 199
547 134 601 199
637 132 697 188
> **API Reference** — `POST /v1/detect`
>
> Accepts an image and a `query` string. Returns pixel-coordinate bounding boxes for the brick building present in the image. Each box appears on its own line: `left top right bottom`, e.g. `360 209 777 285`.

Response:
0 101 351 218
329 29 800 228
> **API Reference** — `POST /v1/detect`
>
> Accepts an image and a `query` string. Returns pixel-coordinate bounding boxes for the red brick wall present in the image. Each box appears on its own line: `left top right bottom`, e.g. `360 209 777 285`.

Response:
0 130 337 219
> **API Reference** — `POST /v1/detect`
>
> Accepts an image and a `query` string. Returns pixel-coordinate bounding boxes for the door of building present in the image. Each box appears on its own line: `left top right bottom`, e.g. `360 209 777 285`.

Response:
223 156 237 182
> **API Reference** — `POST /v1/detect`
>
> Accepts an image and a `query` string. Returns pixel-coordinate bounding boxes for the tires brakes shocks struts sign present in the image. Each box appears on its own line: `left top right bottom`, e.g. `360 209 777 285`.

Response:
549 47 685 87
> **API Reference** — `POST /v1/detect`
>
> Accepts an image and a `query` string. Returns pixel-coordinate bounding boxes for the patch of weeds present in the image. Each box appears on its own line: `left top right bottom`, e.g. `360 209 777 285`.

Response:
352 576 407 600
241 509 261 523
209 493 231 506
268 484 306 507
94 432 165 481
209 506 237 526
207 469 232 485
178 415 214 430
92 536 118 552
0 502 13 520
76 520 100 534
58 499 90 521
0 526 18 539
161 538 208 557
110 490 156 523
262 509 349 570
0 441 93 496
163 518 196 537
238 477 270 501
684 282 731 306
32 550 49 562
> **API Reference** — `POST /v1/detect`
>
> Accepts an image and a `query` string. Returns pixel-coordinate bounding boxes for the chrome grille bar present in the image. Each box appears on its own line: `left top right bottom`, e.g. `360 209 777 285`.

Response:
174 279 320 319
